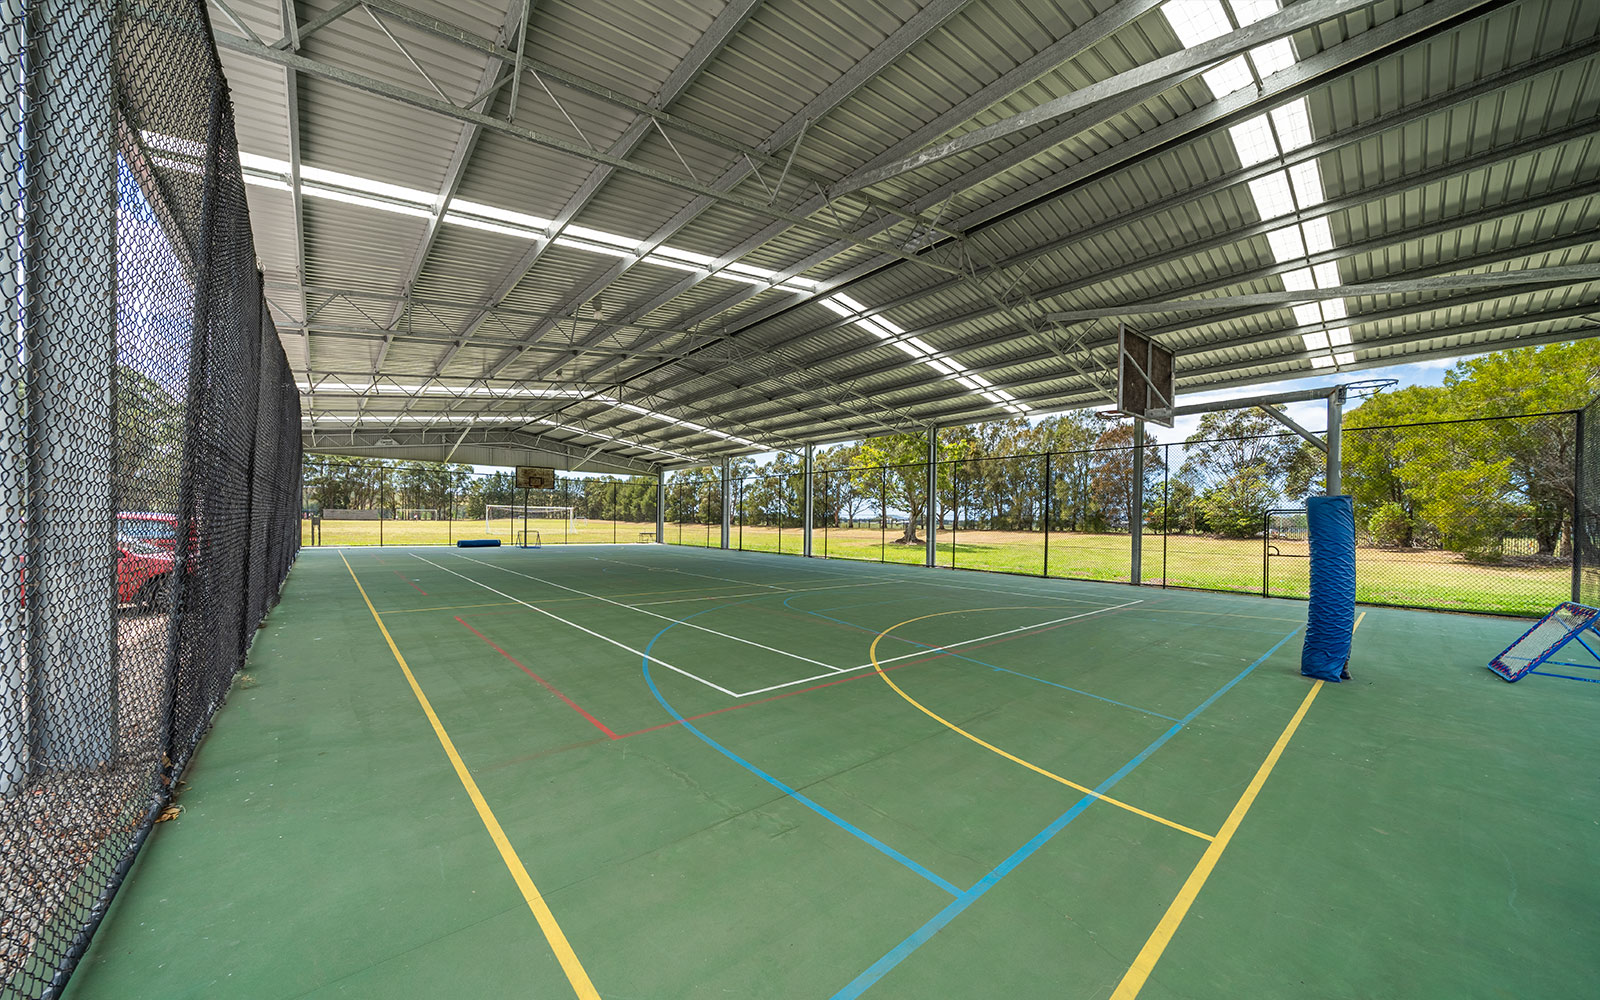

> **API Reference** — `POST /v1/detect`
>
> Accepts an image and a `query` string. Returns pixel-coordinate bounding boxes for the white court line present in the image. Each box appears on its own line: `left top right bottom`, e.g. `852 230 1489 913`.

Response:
450 553 851 673
627 579 893 607
732 599 1143 698
410 553 739 697
588 552 789 590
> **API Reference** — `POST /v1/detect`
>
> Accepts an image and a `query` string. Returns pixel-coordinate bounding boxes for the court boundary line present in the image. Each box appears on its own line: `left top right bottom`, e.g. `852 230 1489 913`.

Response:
411 553 740 697
868 610 1213 842
1106 610 1362 997
734 600 1143 698
451 553 851 674
1108 680 1325 998
781 598 1179 723
339 553 601 1000
640 600 964 897
829 627 1302 1000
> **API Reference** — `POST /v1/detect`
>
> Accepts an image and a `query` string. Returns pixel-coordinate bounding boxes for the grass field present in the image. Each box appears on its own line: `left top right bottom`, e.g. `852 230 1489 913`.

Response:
303 519 1566 617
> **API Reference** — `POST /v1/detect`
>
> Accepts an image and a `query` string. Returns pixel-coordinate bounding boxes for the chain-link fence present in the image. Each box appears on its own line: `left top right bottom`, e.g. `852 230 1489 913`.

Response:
655 410 1583 619
300 459 659 548
2 3 303 995
1580 399 1600 607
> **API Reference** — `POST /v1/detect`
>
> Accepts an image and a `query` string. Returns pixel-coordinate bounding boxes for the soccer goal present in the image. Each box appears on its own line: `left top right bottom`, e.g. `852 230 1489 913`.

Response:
485 504 573 538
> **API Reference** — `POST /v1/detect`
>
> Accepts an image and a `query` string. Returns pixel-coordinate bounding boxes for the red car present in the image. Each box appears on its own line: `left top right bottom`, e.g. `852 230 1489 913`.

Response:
116 537 175 613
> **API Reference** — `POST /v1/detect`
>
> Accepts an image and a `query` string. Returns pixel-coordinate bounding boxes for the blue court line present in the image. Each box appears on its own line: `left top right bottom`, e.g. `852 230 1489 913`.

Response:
828 627 1303 1000
1529 669 1600 684
784 597 1179 724
641 604 962 897
1542 659 1600 671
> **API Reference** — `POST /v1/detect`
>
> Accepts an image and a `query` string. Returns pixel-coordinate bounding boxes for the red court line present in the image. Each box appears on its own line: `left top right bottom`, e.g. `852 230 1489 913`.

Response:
394 569 428 596
455 616 620 740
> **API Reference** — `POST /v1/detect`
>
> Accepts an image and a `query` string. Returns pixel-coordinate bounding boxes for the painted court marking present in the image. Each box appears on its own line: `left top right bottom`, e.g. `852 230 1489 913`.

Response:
639 599 964 897
452 553 851 673
412 553 741 697
830 627 1303 1000
733 600 1143 698
340 553 601 1000
1106 612 1360 998
868 609 1212 842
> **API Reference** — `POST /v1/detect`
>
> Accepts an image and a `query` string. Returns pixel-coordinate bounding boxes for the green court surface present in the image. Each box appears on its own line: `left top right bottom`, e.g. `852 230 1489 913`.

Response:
66 546 1600 999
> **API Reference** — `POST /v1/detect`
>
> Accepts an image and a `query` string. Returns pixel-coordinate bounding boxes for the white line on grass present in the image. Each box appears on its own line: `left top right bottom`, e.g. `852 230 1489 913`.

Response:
450 553 851 673
733 599 1144 698
410 553 740 697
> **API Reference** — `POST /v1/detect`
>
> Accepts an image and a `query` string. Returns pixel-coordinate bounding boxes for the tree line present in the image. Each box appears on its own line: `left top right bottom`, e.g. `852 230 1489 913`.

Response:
299 342 1594 560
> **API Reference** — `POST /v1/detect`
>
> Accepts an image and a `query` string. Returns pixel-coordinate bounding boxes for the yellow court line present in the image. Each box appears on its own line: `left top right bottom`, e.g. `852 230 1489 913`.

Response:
868 609 1214 843
340 553 602 1000
1108 678 1323 999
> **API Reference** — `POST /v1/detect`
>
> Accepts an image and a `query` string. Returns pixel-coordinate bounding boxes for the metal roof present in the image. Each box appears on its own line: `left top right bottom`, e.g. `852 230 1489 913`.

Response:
205 0 1600 473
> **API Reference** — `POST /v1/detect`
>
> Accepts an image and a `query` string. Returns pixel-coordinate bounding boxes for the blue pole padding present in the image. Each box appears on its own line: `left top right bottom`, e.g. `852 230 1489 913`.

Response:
456 538 502 548
1302 494 1356 681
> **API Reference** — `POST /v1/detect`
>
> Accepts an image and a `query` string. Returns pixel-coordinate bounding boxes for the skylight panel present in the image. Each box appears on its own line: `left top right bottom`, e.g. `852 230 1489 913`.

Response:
1293 303 1322 325
1282 267 1315 291
1310 354 1335 369
1231 0 1279 25
1163 0 1233 45
1328 327 1352 346
1288 159 1325 207
1301 331 1330 350
821 297 854 317
1249 39 1296 77
1301 216 1334 253
1313 261 1342 288
1229 115 1279 166
1320 299 1347 322
302 185 432 219
1333 351 1356 366
1267 225 1306 262
1203 57 1254 97
1270 101 1315 151
1248 171 1296 218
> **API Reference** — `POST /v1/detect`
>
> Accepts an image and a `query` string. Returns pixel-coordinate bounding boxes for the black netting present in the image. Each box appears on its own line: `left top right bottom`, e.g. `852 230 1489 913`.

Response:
0 3 302 996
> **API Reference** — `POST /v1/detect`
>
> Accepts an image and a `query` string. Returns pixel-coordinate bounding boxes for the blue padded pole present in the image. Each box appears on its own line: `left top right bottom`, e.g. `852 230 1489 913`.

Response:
1302 494 1356 681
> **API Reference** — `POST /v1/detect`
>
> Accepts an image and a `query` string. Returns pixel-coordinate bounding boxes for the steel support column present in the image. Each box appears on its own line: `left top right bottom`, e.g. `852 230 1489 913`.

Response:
1327 389 1345 496
655 475 665 543
720 457 730 550
1131 420 1144 586
926 425 938 568
803 444 814 558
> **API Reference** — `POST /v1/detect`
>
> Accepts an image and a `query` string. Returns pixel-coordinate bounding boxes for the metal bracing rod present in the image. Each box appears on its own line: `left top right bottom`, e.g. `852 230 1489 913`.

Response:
363 4 454 104
646 172 1600 416
300 425 661 472
209 0 265 44
490 0 976 384
568 0 1517 397
406 0 764 397
832 0 1376 195
587 0 1520 392
271 0 357 49
278 0 311 386
1043 265 1600 322
736 280 1600 439
1253 405 1328 451
566 0 1177 374
640 109 1599 406
211 32 967 276
380 0 530 336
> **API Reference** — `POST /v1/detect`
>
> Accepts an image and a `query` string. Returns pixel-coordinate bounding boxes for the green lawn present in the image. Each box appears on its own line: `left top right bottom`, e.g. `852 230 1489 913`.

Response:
302 519 1566 617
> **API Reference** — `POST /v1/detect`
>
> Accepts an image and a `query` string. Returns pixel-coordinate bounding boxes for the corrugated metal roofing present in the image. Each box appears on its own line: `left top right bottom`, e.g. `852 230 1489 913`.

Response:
210 0 1600 473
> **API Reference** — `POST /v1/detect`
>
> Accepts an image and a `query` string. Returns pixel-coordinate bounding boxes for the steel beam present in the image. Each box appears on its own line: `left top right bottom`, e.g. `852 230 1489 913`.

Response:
833 0 1374 194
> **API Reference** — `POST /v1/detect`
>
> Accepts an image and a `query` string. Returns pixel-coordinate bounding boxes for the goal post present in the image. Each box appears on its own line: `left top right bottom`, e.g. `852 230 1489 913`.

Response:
484 505 574 537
